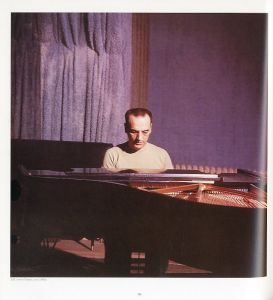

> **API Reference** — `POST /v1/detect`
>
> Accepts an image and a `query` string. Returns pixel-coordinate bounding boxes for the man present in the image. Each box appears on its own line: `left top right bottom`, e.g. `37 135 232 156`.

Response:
103 108 173 170
102 108 173 276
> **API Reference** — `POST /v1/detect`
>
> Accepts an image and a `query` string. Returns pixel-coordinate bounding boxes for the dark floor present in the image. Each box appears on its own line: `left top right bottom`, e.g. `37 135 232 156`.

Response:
11 238 212 277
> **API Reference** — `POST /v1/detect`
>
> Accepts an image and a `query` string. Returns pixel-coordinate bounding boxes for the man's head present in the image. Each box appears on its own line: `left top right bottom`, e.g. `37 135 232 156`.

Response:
124 108 152 152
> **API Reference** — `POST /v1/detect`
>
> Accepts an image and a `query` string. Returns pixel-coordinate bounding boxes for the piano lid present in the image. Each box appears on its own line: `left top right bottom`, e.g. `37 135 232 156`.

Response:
22 166 266 185
65 167 220 183
25 167 220 183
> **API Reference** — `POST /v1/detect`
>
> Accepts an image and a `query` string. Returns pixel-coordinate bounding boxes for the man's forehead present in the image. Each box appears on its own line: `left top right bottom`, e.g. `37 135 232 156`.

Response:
128 114 152 129
128 114 151 123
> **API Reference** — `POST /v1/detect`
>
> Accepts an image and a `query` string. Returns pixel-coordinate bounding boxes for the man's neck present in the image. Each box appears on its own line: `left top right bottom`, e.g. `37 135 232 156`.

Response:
122 142 148 153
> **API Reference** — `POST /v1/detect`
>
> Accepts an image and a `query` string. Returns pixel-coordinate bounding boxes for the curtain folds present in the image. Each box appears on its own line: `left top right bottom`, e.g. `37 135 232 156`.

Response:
11 13 132 144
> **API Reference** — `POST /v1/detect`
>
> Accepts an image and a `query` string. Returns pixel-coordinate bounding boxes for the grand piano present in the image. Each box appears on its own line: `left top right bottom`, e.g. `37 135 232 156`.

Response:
14 165 267 277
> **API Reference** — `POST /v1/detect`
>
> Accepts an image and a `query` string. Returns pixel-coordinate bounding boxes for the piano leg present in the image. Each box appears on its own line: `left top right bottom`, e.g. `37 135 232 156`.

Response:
145 249 169 276
104 237 131 276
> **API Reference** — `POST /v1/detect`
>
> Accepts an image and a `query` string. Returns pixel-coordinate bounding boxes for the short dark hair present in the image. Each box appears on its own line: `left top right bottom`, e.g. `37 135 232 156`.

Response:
125 108 153 126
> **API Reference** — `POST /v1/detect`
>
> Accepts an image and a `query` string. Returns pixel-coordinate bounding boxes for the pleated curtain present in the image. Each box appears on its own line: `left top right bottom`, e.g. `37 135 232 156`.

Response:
11 13 132 145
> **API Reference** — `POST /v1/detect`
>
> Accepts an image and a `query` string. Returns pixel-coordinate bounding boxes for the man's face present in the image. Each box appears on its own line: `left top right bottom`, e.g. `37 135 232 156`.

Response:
126 114 152 152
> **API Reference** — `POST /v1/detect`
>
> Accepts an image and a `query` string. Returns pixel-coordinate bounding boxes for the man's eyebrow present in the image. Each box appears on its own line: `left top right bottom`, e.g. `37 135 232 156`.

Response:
129 129 150 132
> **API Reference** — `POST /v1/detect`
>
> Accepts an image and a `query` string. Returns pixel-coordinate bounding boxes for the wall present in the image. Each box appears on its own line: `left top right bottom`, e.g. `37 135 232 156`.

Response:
148 14 267 171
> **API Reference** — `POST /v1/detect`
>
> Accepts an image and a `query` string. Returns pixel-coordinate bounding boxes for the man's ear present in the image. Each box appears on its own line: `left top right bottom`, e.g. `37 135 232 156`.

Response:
150 122 153 132
124 123 128 133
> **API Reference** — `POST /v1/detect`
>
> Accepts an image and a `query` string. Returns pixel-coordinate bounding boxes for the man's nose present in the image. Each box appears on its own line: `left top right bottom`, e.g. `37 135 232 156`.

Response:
136 132 143 140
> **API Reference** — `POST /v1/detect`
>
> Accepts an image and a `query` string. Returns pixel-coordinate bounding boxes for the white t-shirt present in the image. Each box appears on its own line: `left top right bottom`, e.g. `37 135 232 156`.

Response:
102 142 173 170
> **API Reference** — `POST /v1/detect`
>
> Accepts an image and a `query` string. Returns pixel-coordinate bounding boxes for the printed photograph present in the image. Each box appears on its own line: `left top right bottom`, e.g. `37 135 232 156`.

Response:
11 12 267 278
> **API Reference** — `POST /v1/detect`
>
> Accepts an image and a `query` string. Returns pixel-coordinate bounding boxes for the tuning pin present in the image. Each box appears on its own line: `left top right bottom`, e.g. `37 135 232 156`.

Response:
216 167 222 174
199 165 204 173
222 167 228 173
210 167 216 174
204 166 210 173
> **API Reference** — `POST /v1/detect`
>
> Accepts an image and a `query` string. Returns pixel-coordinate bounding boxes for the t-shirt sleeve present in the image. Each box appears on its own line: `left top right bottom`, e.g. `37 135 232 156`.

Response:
102 148 115 168
164 151 174 169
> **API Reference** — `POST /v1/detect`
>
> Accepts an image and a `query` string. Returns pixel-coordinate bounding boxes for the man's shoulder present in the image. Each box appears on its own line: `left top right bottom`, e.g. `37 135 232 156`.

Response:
146 143 169 155
105 143 127 155
146 143 173 169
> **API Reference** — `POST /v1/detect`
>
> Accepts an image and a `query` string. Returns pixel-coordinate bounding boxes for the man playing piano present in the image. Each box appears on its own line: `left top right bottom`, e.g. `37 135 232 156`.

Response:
103 108 173 170
102 108 173 276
